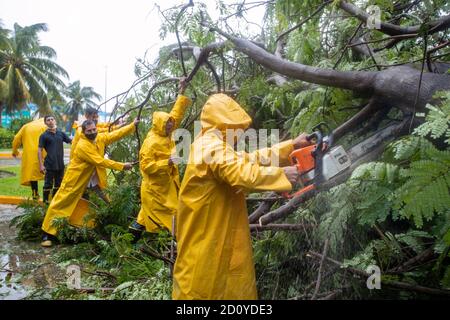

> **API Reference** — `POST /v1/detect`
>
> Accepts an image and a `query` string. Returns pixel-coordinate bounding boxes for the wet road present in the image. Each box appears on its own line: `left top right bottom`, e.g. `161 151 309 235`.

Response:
0 204 63 300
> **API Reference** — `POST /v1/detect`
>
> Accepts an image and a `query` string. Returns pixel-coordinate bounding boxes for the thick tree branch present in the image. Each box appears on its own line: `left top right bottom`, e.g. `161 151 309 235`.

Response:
248 192 278 224
185 42 227 83
210 27 377 92
332 100 380 141
389 247 436 274
172 45 223 91
140 245 174 265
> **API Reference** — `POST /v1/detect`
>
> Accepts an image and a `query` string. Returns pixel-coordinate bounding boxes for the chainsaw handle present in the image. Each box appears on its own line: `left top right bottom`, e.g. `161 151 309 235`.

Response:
306 131 323 145
306 131 325 158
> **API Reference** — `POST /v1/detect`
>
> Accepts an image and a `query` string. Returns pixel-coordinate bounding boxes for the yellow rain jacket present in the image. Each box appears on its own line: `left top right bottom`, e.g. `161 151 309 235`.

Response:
12 118 47 186
136 95 191 232
172 94 294 300
42 122 135 236
70 122 115 159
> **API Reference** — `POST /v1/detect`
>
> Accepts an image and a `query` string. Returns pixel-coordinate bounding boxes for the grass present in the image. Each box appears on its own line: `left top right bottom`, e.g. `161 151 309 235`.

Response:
0 166 38 197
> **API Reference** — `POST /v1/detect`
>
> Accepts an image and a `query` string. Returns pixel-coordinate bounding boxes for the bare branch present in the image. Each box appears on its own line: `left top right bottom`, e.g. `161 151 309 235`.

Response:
249 223 315 232
175 0 195 77
275 1 333 44
311 238 329 300
427 40 450 72
339 1 450 36
308 251 450 297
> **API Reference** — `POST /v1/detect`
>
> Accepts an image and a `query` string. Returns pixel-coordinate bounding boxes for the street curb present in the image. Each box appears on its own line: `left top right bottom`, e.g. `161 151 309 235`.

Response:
0 195 43 205
0 153 19 159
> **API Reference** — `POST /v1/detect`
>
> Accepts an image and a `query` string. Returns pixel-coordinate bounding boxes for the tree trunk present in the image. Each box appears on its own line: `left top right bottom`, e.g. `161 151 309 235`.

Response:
212 30 450 115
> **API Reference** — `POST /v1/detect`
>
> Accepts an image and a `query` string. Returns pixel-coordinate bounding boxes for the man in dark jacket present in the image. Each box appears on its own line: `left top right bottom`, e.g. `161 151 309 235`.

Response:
38 115 72 204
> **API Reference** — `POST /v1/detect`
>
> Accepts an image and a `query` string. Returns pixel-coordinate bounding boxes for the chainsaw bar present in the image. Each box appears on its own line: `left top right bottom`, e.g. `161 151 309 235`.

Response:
346 122 401 162
303 122 402 183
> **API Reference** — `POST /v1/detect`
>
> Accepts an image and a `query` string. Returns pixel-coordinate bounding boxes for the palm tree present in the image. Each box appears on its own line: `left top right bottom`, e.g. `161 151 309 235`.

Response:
64 80 102 130
0 19 9 49
0 23 68 125
0 20 10 124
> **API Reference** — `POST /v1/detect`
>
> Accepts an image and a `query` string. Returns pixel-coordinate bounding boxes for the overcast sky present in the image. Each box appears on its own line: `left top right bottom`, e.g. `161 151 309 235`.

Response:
0 0 189 113
0 0 265 115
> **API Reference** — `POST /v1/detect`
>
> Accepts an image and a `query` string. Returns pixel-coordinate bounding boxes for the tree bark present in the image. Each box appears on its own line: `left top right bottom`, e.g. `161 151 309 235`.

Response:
210 29 450 114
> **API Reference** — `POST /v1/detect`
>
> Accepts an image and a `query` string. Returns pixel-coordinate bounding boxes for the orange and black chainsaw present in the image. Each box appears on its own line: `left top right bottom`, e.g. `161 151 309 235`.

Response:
283 120 407 199
284 123 351 198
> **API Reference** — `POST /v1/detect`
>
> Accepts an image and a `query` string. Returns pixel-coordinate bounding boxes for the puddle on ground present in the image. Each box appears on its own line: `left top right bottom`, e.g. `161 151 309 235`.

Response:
0 253 28 300
0 204 65 300
0 170 15 179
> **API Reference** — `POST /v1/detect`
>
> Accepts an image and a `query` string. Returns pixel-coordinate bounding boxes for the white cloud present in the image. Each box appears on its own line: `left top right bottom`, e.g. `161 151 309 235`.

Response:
0 0 265 116
0 0 183 113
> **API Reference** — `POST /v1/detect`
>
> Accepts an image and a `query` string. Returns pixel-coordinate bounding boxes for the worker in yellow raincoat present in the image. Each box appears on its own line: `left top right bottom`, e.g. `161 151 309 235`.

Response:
70 107 125 201
41 118 139 247
172 93 312 300
12 118 47 199
70 107 123 159
129 79 191 239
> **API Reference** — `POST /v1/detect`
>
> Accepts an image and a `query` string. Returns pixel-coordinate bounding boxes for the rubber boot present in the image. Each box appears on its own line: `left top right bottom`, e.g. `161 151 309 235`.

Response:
31 181 39 200
41 232 57 247
43 189 51 204
32 189 39 201
128 221 145 244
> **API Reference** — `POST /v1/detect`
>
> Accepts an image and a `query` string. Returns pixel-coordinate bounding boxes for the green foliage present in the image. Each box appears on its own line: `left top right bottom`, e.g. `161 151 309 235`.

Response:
9 201 45 241
318 184 358 254
413 91 450 144
394 154 450 228
51 217 93 244
0 126 14 148
253 229 315 299
291 87 327 134
5 0 450 300
89 183 140 236
312 93 450 295
0 22 68 114
349 162 400 226
9 117 31 133
109 276 171 300
49 228 172 299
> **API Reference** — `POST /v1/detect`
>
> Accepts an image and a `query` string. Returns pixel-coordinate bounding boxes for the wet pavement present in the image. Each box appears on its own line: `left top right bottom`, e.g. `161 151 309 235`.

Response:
0 204 64 300
0 149 70 167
